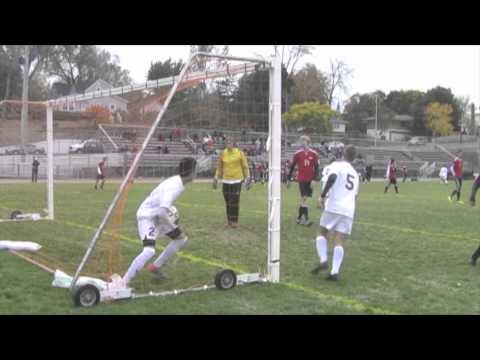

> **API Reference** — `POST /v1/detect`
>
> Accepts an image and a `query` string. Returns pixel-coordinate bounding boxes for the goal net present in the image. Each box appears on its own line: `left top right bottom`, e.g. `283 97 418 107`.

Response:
5 51 282 305
0 100 54 222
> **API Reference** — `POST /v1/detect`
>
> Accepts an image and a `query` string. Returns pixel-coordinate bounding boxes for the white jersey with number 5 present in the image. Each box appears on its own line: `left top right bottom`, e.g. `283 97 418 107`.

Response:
324 160 359 219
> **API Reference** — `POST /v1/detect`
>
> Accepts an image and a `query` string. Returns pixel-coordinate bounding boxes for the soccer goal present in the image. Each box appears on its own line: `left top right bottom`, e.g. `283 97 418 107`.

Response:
0 100 54 222
26 51 283 307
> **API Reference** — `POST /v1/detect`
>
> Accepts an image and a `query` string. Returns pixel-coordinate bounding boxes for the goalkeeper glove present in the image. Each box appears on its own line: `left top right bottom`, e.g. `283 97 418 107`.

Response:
212 177 218 190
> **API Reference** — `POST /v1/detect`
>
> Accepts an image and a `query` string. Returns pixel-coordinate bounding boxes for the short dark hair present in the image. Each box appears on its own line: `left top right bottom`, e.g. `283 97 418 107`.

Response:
178 157 197 177
344 145 356 162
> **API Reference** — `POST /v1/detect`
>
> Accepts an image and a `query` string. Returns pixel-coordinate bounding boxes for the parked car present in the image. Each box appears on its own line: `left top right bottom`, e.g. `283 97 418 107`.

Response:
407 137 426 146
5 144 46 155
69 140 104 154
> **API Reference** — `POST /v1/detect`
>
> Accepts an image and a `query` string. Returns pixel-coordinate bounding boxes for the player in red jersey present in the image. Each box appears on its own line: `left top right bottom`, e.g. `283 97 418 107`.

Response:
448 150 463 203
288 136 319 226
94 156 107 190
384 158 399 194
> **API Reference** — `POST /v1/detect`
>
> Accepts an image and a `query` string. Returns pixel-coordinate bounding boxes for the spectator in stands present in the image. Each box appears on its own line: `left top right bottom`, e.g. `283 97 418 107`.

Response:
241 129 247 142
255 138 261 155
163 145 170 154
320 141 328 157
213 136 251 228
158 133 164 142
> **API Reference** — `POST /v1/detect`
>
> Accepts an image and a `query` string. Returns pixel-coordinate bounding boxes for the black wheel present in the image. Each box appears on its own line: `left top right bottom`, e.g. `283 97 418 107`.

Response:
73 284 100 307
10 210 22 220
214 269 237 290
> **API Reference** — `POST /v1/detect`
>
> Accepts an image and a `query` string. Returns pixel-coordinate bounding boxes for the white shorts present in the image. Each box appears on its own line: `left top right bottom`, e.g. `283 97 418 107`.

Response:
319 211 354 235
137 207 177 242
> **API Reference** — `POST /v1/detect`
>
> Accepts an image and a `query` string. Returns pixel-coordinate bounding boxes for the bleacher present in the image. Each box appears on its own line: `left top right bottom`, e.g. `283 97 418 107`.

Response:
99 124 193 156
410 151 451 164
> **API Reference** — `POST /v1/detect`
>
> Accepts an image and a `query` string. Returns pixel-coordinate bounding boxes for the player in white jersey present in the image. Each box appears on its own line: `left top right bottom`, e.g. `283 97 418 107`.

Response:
122 157 197 285
439 166 448 184
311 145 359 281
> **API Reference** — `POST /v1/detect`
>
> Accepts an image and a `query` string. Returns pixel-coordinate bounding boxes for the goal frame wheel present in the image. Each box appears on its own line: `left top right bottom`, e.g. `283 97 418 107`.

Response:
10 210 22 220
214 269 237 290
73 284 101 307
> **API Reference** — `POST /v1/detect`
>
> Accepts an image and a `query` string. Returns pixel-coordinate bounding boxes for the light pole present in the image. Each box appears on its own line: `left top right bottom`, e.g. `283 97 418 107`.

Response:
20 45 30 149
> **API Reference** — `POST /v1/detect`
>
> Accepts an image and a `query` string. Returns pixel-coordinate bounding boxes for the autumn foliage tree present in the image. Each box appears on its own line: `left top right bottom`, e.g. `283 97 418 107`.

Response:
283 102 336 134
424 102 454 138
85 105 112 125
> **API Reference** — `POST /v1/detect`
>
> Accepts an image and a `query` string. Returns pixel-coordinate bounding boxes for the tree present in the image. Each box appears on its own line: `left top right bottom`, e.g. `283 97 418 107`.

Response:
325 59 353 106
273 45 315 77
283 101 336 134
424 102 454 138
291 63 328 105
422 86 461 131
0 45 23 100
147 58 185 80
48 45 131 97
343 91 391 133
189 45 229 72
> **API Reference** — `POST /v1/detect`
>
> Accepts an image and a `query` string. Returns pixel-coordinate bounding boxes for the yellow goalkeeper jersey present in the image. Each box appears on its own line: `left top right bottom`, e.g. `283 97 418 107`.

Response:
215 148 250 181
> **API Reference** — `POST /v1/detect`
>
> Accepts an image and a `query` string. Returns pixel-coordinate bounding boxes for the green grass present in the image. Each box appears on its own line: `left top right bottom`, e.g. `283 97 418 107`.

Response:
1 179 480 314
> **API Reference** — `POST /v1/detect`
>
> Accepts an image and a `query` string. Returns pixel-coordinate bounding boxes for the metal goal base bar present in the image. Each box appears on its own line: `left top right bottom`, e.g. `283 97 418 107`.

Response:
129 273 268 301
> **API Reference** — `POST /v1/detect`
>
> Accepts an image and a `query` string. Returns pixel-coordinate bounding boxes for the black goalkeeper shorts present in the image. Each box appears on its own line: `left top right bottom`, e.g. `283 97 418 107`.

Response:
299 181 313 197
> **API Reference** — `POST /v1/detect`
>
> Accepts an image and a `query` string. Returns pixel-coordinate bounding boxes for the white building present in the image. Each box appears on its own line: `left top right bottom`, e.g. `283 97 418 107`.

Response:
363 114 413 142
56 79 129 113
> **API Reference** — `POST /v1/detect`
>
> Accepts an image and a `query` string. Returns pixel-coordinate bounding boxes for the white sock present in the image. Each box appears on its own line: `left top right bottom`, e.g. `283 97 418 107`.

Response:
153 238 187 268
315 236 328 263
123 247 155 285
331 246 344 275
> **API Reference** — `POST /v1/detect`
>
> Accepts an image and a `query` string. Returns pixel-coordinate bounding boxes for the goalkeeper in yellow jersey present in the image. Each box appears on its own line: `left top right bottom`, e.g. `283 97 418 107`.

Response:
213 137 251 228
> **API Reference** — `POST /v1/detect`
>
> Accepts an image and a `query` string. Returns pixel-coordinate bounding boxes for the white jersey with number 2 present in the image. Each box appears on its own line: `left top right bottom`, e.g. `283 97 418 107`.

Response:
324 160 359 219
137 175 185 218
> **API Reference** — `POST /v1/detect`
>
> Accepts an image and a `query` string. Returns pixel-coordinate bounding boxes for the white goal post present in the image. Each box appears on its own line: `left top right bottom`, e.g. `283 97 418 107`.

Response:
0 100 54 222
45 51 282 291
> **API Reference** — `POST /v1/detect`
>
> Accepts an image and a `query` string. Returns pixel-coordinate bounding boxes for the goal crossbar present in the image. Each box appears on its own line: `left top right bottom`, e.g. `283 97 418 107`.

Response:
47 62 261 107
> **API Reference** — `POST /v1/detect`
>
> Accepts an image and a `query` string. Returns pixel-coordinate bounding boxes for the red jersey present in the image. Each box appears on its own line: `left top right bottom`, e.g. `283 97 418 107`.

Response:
453 157 463 177
387 164 396 180
292 149 318 182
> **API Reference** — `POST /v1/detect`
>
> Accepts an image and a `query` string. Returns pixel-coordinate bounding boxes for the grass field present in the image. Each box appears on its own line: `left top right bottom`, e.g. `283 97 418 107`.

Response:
1 178 480 314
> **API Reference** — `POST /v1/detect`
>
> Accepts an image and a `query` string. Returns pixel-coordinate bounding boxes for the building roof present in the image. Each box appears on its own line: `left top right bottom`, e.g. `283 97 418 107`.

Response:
85 79 114 93
80 79 129 104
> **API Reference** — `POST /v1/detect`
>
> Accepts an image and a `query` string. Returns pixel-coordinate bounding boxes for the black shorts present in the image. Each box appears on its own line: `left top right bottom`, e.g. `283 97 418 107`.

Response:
96 174 105 180
388 178 397 185
299 181 313 197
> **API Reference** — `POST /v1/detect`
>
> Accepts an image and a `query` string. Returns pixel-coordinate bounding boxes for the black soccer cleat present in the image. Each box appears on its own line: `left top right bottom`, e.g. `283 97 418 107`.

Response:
311 262 328 275
326 273 339 281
